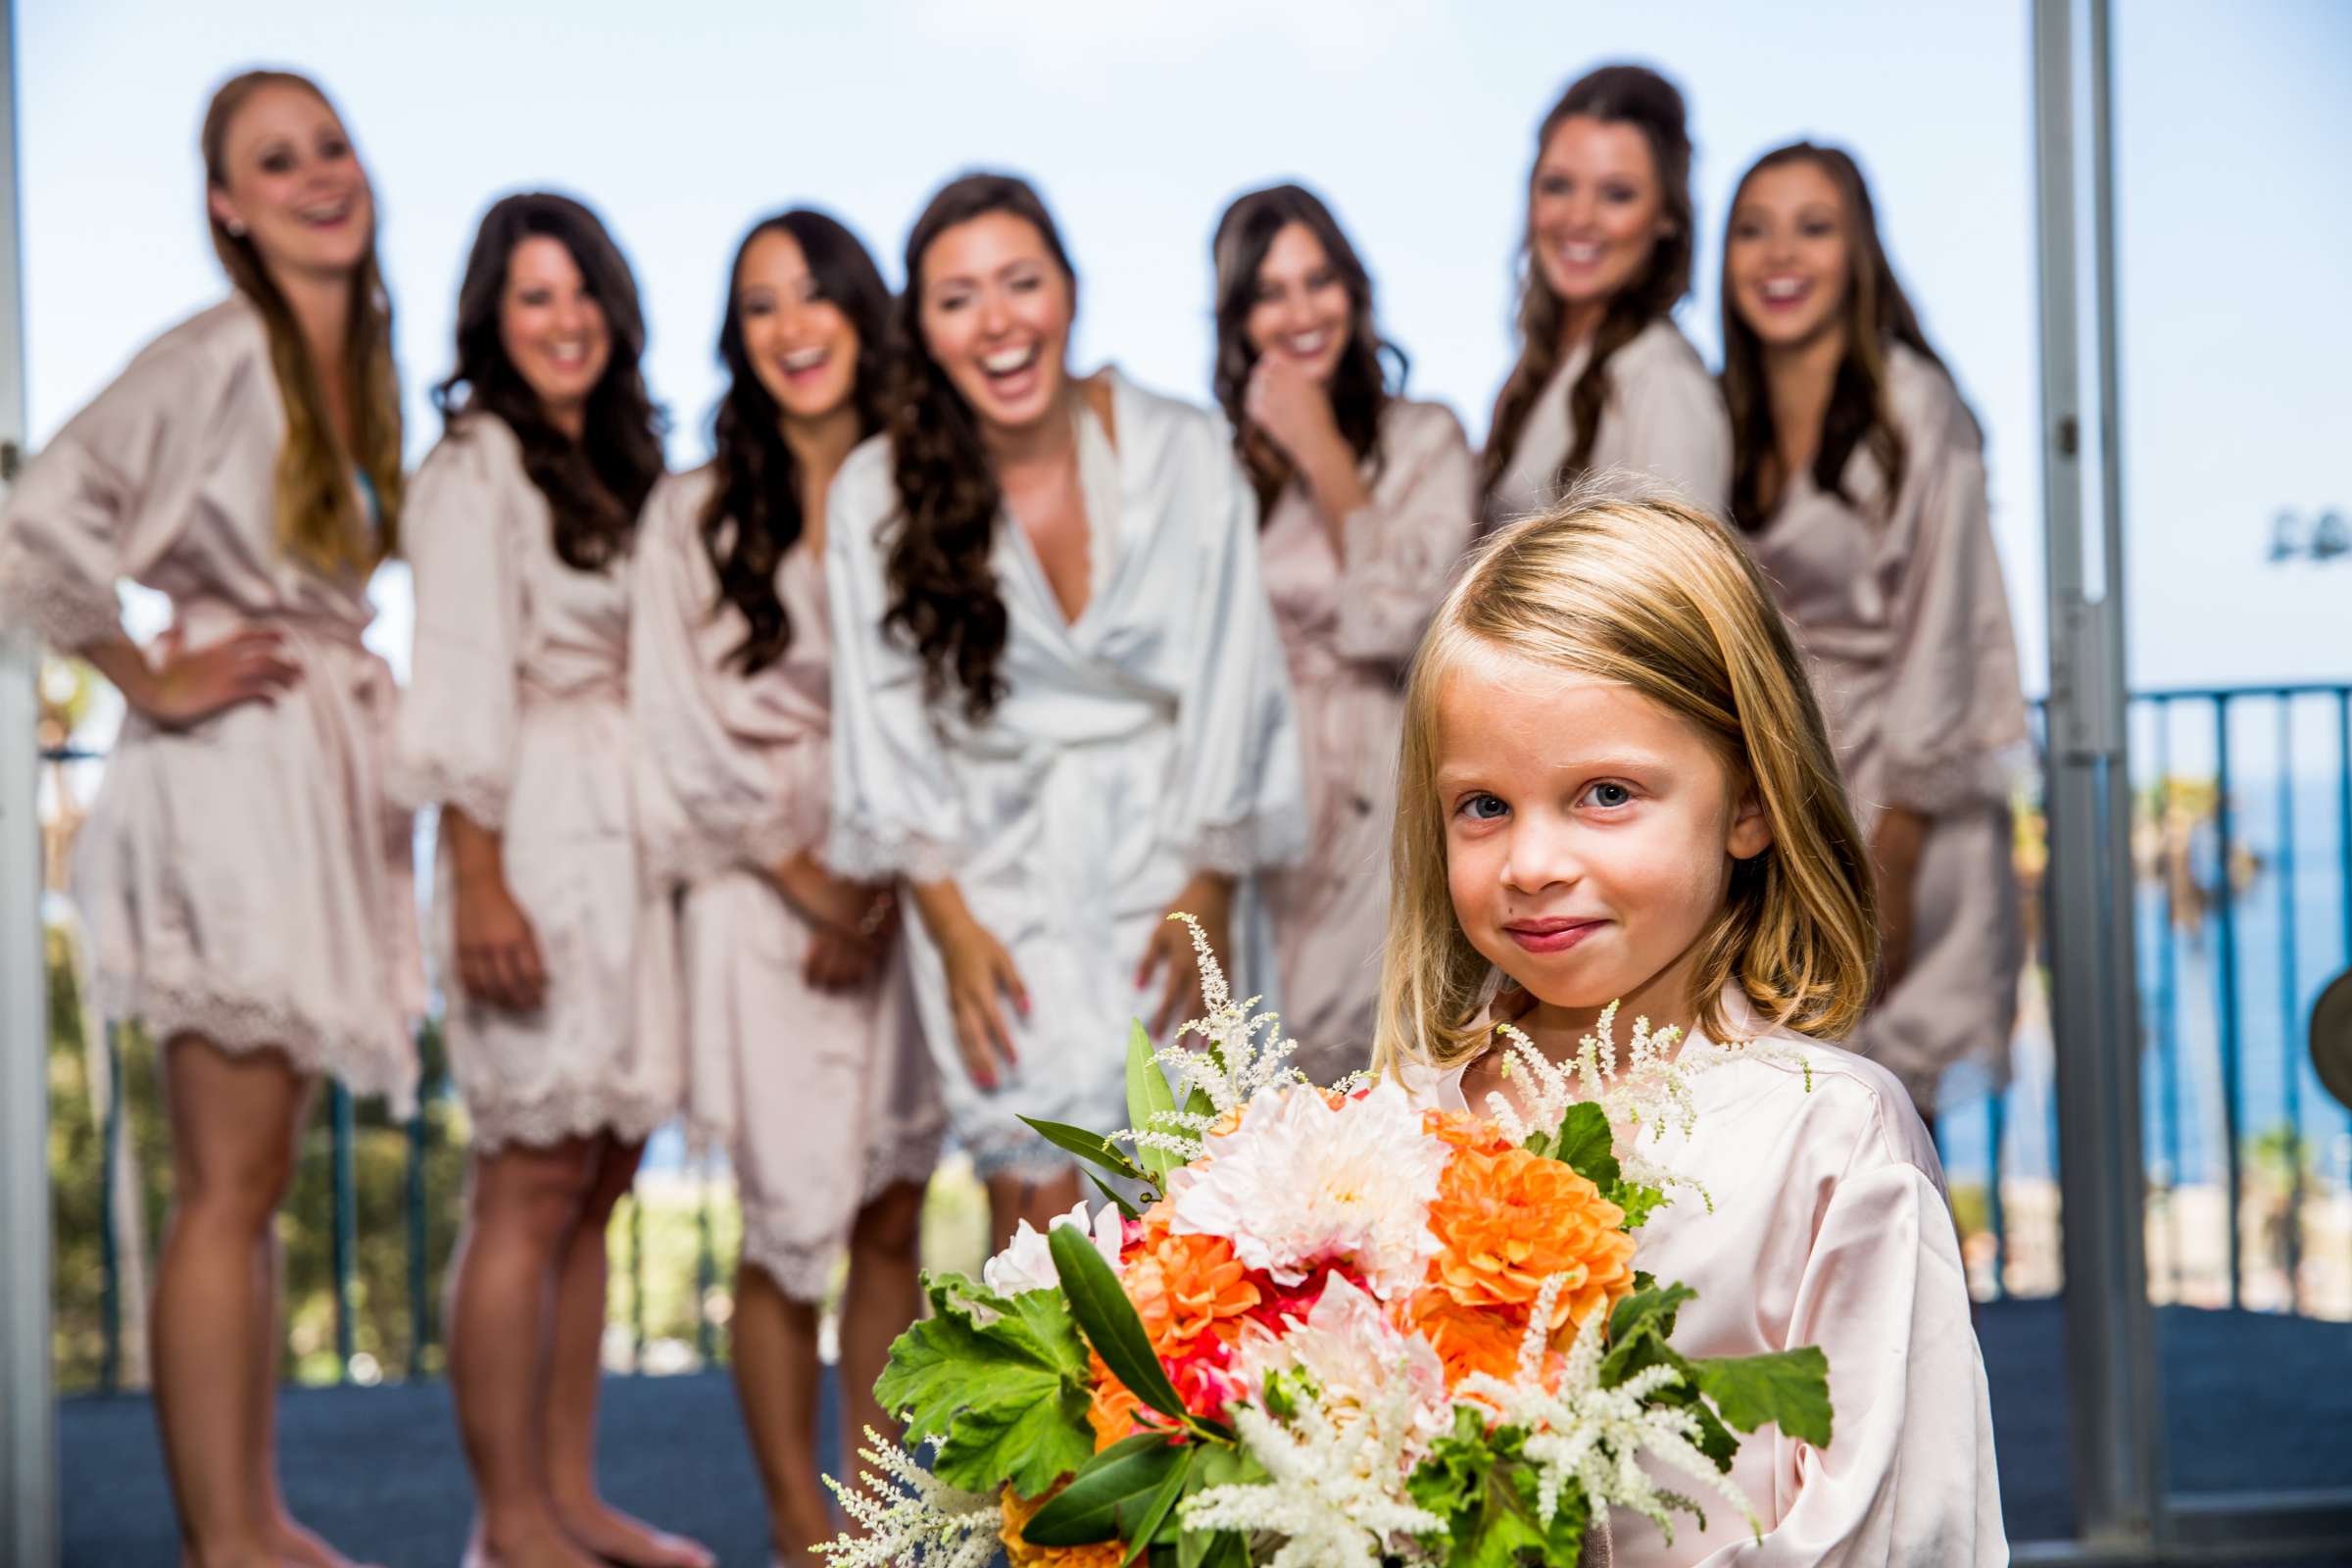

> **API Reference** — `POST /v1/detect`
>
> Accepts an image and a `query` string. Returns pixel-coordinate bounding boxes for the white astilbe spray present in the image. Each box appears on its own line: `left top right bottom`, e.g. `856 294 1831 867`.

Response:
1184 1373 1447 1567
1453 1277 1757 1545
1113 912 1311 1164
1486 1000 1800 1209
813 1429 1001 1568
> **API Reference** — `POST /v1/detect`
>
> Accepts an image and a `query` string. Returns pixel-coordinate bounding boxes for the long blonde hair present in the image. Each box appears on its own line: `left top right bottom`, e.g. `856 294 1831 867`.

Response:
1373 477 1876 1073
201 70 404 573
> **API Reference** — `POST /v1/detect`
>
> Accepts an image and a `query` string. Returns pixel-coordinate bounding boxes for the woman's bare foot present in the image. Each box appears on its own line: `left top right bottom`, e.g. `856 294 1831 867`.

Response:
264 1508 381 1568
466 1517 605 1568
553 1497 714 1568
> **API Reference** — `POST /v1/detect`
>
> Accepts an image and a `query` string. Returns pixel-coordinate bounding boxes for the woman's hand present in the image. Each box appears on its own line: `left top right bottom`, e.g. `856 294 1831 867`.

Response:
1246 356 1343 466
910 881 1028 1091
772 853 896 992
1871 808 1932 1001
95 626 301 730
1135 872 1236 1038
454 867 547 1012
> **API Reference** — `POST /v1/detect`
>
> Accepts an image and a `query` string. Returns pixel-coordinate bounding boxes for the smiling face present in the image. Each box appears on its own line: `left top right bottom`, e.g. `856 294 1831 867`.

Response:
916 210 1074 437
206 81 373 282
498 233 612 427
1435 648 1771 1030
1244 220 1353 386
1726 157 1853 352
1527 114 1670 321
737 225 860 423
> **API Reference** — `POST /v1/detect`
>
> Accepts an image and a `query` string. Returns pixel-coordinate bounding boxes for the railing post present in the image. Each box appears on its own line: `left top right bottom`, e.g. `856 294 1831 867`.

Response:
695 1161 716 1366
2152 698 2184 1299
329 1082 358 1379
405 1104 428 1379
2275 695 2303 1312
2212 698 2245 1310
98 1023 122 1394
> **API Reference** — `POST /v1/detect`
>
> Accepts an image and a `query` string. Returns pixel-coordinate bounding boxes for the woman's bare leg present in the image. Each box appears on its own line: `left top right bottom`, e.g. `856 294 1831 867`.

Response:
446 1136 602 1568
729 1259 831 1564
152 1034 311 1568
544 1136 712 1568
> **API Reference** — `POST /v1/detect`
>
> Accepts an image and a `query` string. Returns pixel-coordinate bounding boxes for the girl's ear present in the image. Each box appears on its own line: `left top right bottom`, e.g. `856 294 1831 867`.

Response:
1727 787 1774 861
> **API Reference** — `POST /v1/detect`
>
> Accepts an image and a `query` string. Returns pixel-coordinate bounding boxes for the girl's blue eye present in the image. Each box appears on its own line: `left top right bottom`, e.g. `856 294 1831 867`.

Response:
1585 782 1634 808
1460 794 1508 821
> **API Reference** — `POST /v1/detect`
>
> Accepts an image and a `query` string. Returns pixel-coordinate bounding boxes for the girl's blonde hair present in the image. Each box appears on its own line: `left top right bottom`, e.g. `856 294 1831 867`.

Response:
1373 476 1877 1073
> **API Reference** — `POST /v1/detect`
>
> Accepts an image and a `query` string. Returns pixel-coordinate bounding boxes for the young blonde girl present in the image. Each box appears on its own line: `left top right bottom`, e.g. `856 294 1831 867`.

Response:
1376 480 2003 1565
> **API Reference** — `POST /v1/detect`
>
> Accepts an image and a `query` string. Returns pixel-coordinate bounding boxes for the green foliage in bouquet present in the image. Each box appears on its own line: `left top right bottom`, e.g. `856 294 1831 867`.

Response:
874 1275 1096 1497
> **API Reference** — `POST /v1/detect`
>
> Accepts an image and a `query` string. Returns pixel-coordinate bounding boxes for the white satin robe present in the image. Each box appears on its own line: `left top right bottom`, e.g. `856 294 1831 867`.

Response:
0 295 420 1108
1257 397 1478 1080
631 465 944 1298
397 413 681 1151
1487 316 1733 527
825 371 1307 1177
1743 347 2029 1117
1401 985 2006 1566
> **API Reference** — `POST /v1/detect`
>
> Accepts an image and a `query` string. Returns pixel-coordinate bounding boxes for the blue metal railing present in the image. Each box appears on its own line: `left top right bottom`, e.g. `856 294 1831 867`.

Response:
1960 682 2352 1315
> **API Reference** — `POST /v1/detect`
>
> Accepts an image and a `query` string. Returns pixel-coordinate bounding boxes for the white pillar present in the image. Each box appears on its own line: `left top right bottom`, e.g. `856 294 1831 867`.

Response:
0 0 57 1560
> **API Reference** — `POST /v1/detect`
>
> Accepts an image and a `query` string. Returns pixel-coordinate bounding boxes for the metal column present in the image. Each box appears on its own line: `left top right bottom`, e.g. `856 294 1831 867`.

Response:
2030 0 2162 1550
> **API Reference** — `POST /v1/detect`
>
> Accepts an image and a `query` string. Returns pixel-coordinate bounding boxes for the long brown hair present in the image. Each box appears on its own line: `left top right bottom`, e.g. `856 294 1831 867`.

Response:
882 172 1079 720
435 192 665 573
1210 183 1399 519
200 70 404 573
705 210 894 673
1374 477 1876 1074
1481 65 1695 500
1719 142 1973 531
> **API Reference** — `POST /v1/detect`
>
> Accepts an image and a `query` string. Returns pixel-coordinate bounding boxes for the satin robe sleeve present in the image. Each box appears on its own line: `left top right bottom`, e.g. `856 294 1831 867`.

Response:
1615 345 1734 521
0 330 214 649
822 443 974 885
1330 402 1480 667
1693 1102 2005 1567
397 423 525 830
629 474 827 886
1876 386 2028 817
1166 442 1309 877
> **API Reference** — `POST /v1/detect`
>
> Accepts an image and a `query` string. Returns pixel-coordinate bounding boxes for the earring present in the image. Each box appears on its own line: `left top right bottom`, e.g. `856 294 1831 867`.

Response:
225 219 246 237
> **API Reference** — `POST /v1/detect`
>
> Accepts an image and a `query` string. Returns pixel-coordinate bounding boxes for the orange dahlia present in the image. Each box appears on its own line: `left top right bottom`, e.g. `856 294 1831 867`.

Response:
1410 1139 1638 1386
1086 1214 1260 1448
1002 1481 1128 1568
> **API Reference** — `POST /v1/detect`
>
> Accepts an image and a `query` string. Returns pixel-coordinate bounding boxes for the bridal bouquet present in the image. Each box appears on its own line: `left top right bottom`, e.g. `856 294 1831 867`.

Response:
818 920 1832 1567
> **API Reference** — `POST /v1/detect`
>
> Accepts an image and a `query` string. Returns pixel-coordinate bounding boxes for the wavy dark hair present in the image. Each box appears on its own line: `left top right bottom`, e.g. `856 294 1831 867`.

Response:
884 172 1079 720
1482 64 1696 500
202 70 404 572
704 210 893 672
435 192 665 571
1211 182 1403 520
1720 142 1975 531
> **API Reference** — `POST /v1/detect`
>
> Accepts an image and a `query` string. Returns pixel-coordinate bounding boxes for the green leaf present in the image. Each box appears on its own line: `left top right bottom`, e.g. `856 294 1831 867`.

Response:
1551 1102 1620 1191
1119 1446 1196 1566
1024 1433 1185 1546
1051 1223 1191 1425
873 1276 1095 1496
1407 1406 1593 1568
1090 1172 1143 1222
1694 1347 1834 1447
1020 1115 1152 1186
1126 1021 1184 1181
1603 1280 1697 1376
1610 1179 1671 1230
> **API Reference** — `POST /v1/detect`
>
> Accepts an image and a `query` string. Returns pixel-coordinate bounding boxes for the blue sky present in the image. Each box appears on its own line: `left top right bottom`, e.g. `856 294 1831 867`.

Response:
16 0 2348 694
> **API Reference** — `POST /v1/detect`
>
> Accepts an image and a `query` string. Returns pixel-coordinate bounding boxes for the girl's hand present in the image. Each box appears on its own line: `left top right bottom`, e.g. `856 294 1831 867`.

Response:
123 626 302 729
933 909 1028 1090
1135 872 1236 1038
454 868 547 1012
1871 808 1931 1001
